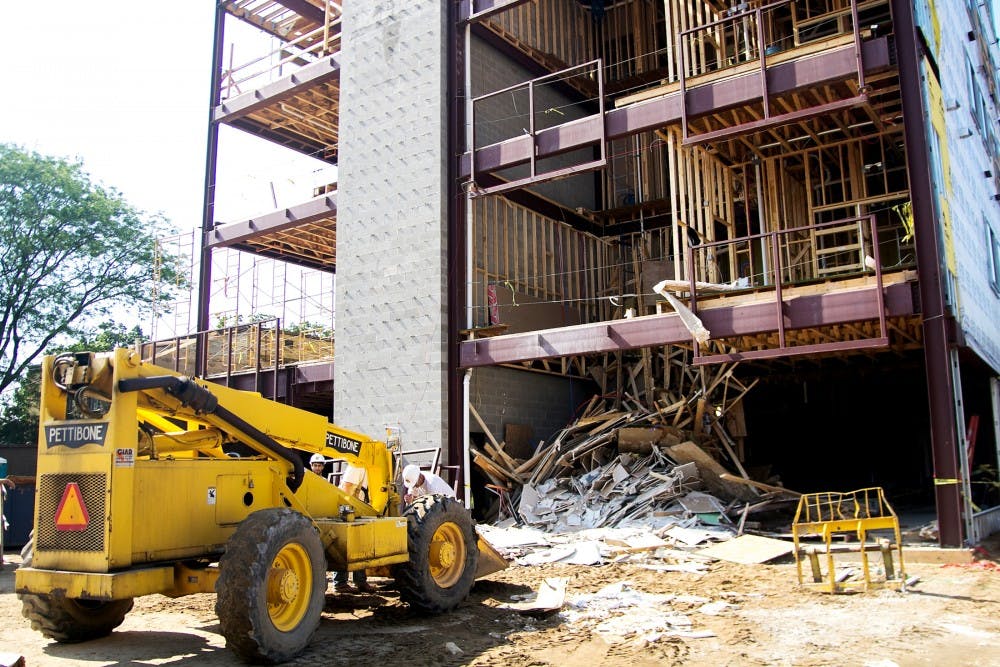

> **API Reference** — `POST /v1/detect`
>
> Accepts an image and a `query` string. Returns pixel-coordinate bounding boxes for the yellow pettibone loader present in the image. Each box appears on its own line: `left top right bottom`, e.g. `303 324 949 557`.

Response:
15 349 507 663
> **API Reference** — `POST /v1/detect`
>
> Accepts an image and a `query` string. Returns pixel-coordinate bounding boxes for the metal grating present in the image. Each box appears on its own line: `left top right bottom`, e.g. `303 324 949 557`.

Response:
36 473 106 552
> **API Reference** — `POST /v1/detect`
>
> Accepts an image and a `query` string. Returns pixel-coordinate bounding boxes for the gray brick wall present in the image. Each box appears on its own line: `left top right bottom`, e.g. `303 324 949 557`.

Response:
470 366 592 450
334 2 449 448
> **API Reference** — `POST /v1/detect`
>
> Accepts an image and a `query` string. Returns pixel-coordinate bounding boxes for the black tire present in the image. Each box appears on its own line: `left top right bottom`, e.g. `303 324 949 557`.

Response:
215 508 326 664
393 495 479 613
17 539 133 643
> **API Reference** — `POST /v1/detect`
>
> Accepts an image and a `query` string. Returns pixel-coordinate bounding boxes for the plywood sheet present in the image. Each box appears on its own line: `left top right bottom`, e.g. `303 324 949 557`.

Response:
697 534 794 564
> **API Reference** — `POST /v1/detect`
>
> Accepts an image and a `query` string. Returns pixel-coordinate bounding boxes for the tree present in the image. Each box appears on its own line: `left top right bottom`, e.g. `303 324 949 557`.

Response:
0 322 144 444
0 143 179 397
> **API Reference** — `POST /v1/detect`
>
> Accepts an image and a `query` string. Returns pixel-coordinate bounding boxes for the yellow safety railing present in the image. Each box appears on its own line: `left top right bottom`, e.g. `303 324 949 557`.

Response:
792 487 906 593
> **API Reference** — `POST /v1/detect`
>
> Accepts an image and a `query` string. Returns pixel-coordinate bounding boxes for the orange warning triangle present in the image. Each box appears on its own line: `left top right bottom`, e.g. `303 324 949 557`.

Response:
54 482 90 531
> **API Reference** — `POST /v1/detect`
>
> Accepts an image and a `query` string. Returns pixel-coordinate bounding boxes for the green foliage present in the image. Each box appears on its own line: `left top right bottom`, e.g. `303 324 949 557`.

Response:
0 322 145 444
0 144 179 397
284 321 334 339
213 312 276 330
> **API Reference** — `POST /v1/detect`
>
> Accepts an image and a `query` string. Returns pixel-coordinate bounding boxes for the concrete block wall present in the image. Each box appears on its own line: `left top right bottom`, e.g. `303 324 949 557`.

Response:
470 366 592 449
334 2 450 447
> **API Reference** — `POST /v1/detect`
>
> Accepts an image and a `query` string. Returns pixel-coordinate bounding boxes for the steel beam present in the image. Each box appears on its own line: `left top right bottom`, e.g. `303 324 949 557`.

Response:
683 95 868 146
213 54 340 123
459 281 915 368
447 2 467 498
459 37 893 178
892 0 965 546
197 4 227 376
204 194 337 248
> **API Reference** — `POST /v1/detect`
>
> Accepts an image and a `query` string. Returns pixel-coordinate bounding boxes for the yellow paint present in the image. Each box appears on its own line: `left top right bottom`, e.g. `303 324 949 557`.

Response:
924 65 958 277
321 516 409 571
792 487 906 594
19 349 503 606
928 0 941 56
167 563 220 597
16 565 175 600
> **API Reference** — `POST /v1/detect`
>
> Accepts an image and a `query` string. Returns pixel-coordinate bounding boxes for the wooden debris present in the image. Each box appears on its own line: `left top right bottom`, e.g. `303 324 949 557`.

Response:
472 343 763 530
617 426 669 454
667 442 756 502
719 473 802 497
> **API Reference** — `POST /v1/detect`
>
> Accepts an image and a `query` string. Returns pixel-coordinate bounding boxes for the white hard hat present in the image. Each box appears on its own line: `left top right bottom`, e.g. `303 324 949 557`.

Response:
309 453 326 465
402 464 421 488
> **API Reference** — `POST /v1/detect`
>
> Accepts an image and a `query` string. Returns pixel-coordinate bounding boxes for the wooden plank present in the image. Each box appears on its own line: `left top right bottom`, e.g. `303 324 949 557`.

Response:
720 473 800 497
666 441 756 501
711 419 753 481
470 403 502 450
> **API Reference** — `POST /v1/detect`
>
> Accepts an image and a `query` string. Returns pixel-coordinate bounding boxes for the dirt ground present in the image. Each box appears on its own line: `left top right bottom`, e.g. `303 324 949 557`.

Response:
2 544 999 667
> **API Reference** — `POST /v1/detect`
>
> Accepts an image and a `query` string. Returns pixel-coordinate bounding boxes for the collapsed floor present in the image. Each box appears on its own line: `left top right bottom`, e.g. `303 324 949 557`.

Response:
470 346 997 539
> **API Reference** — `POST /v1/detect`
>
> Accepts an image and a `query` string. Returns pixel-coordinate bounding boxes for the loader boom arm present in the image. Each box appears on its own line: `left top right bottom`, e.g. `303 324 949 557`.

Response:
65 349 395 514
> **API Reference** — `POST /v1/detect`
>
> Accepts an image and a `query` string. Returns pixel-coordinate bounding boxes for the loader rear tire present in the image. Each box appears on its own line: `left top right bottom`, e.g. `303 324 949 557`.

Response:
17 539 133 643
393 495 479 613
216 508 326 664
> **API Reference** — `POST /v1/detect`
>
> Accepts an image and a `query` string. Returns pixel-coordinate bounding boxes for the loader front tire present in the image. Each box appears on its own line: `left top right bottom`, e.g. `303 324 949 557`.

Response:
393 495 479 613
216 508 326 664
18 539 133 642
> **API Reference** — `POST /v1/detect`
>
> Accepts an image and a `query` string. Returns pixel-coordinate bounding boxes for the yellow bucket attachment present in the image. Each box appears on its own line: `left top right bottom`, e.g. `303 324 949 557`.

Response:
475 533 509 579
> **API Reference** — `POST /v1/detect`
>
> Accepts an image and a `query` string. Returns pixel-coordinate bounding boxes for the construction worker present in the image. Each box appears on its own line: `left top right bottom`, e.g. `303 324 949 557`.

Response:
309 453 327 477
334 462 375 593
402 464 454 504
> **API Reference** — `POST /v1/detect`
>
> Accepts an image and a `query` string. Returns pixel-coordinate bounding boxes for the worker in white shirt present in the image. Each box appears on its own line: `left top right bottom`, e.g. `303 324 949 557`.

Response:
401 464 455 504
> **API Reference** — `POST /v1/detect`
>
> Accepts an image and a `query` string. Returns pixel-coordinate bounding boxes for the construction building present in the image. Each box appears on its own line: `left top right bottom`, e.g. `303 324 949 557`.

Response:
174 0 1000 546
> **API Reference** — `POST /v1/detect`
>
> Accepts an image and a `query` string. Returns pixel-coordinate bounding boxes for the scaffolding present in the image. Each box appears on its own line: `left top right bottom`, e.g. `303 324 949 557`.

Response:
150 230 335 373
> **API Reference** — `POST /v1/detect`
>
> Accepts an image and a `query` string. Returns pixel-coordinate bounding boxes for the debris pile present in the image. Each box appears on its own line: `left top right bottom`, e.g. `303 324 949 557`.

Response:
472 348 792 532
562 582 723 642
477 521 793 569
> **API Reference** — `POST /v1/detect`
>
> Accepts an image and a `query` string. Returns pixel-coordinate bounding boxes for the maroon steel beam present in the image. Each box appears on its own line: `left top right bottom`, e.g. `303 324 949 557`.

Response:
197 3 227 376
204 194 337 248
693 337 890 364
459 37 893 177
459 281 915 367
447 4 467 498
207 365 336 401
214 54 340 123
684 95 868 146
892 0 964 546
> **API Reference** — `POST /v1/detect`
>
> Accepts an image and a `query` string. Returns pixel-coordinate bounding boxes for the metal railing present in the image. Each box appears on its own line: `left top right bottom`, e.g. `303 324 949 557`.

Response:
686 214 887 363
677 0 869 145
469 59 606 196
221 7 342 100
142 320 334 400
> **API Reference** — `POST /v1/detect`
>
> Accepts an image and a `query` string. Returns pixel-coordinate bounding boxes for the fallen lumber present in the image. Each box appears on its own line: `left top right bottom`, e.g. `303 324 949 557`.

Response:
720 473 802 497
666 441 756 502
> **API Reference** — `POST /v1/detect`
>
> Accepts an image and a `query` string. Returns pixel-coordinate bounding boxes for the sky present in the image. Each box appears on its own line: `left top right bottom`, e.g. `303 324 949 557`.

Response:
0 2 331 233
